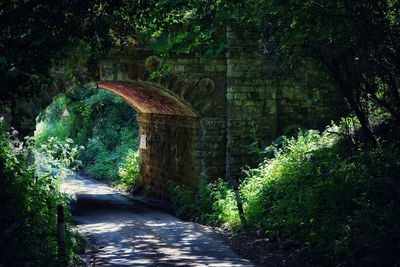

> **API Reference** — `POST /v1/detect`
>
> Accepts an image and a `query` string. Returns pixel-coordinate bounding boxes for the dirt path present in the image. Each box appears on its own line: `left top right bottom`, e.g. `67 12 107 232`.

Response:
61 174 253 266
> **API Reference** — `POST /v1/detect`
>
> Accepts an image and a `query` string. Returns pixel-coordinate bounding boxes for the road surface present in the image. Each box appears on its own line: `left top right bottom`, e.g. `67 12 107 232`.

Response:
61 173 253 266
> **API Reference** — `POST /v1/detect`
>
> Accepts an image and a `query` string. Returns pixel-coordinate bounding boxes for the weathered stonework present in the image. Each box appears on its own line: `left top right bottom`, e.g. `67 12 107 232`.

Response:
2 26 346 198
138 114 198 198
224 26 346 177
95 49 229 190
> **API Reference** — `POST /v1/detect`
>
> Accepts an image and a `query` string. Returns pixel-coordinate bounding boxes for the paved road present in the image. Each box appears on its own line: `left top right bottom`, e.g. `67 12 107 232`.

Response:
61 173 253 266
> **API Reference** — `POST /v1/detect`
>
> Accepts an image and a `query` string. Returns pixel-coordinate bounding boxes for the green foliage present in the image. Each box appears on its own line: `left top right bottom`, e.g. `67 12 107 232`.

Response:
168 181 198 220
168 175 240 226
118 150 141 191
1 0 133 107
0 118 82 265
169 116 400 265
0 0 230 110
258 0 400 143
197 177 241 226
35 85 140 183
37 136 83 172
240 120 400 265
3 0 400 149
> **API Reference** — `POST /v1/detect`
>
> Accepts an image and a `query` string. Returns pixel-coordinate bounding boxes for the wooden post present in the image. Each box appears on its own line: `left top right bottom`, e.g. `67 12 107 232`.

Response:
57 204 66 265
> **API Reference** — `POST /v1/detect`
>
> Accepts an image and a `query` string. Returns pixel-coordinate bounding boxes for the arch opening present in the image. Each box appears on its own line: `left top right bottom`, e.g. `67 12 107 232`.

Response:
98 81 199 198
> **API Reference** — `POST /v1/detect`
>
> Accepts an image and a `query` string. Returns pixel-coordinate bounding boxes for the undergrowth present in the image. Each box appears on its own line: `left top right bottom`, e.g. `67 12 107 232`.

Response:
118 149 140 191
170 118 400 266
0 118 83 266
168 176 240 226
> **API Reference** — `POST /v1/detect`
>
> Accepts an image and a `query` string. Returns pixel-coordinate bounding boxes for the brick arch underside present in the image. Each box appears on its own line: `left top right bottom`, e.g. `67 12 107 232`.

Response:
98 81 199 198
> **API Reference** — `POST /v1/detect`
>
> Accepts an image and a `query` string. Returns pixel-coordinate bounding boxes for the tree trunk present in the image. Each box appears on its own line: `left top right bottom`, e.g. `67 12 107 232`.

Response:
343 93 378 148
328 63 378 147
232 178 247 228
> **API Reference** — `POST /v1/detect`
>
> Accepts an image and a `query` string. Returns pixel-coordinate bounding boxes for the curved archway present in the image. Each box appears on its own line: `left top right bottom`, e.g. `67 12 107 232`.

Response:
20 58 224 199
98 81 199 198
98 81 197 117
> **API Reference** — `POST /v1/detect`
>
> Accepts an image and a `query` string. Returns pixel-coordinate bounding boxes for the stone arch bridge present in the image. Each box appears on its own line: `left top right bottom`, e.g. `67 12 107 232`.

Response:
9 28 344 198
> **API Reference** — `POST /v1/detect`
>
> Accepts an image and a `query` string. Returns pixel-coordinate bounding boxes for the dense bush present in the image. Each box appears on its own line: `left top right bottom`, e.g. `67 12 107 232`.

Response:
170 118 400 265
35 85 140 189
169 175 240 225
0 119 82 266
240 123 400 265
118 149 140 191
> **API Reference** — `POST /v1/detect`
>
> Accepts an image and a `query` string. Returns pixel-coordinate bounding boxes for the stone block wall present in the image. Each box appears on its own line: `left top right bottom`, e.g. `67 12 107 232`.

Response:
225 26 345 178
164 54 228 180
275 64 346 134
65 30 346 193
98 49 229 183
225 26 279 177
138 114 198 198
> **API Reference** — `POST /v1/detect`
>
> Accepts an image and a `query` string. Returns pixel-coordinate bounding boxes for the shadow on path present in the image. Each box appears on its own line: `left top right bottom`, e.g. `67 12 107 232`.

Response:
61 174 253 266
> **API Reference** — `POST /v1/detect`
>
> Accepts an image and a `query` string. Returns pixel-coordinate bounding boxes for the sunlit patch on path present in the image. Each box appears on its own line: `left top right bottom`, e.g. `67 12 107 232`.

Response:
61 174 253 266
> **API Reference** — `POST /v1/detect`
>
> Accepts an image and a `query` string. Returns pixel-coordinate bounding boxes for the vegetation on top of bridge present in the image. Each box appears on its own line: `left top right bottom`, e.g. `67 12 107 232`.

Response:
2 0 400 149
2 0 400 145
